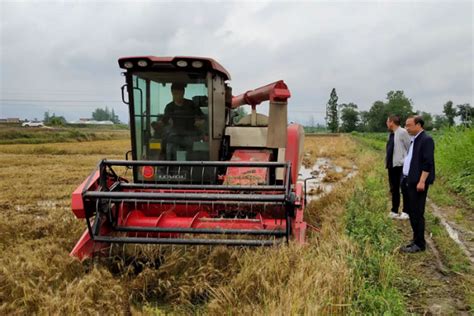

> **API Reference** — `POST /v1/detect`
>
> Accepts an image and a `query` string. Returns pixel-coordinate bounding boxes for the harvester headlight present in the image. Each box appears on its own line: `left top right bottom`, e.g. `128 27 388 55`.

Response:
137 60 148 67
191 60 203 68
124 61 134 69
176 60 188 67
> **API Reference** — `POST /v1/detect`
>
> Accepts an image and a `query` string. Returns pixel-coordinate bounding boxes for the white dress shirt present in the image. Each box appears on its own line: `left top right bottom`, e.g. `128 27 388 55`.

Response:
403 131 423 176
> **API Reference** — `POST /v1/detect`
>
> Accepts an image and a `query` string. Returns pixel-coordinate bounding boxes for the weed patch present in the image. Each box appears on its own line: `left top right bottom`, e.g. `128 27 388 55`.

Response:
344 161 406 314
434 127 474 207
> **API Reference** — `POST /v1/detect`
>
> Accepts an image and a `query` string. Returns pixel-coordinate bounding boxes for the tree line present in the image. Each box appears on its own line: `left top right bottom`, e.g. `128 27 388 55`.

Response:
323 89 472 133
90 107 120 123
43 107 120 126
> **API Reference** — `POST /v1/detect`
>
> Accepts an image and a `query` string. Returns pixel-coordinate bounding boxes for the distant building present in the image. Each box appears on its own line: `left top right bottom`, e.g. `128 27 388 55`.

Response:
69 119 114 125
0 118 21 123
87 120 114 125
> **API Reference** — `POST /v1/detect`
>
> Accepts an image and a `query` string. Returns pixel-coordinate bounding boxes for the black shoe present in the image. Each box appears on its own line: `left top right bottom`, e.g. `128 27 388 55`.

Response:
400 244 425 253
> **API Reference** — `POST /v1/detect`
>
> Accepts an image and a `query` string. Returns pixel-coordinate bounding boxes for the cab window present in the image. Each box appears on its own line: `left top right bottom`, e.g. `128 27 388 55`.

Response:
132 73 209 162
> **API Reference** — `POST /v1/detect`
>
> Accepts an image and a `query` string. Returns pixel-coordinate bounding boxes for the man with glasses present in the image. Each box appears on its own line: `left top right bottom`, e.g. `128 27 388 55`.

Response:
400 115 435 253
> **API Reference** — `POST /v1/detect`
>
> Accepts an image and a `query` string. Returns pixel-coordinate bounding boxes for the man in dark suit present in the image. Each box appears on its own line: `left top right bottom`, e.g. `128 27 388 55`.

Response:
400 115 435 253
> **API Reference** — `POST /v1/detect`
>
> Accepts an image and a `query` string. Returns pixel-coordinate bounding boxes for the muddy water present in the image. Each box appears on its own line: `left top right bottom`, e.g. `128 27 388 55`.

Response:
298 157 358 203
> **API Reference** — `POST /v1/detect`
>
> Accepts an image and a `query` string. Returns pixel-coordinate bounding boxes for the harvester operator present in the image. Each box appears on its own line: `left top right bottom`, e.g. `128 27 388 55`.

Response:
155 83 206 160
162 83 205 131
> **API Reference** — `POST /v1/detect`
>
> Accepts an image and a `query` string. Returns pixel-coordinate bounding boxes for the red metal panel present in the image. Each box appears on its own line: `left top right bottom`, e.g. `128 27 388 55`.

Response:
69 225 111 261
224 149 272 185
71 170 100 219
285 124 304 185
123 210 283 231
292 182 306 243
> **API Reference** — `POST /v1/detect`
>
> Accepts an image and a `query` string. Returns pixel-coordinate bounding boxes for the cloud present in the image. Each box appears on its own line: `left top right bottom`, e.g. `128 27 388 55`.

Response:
0 0 472 124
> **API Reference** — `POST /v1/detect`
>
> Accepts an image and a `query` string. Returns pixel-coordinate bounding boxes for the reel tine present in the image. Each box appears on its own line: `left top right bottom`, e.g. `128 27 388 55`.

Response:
145 233 150 259
201 167 205 185
214 166 217 185
108 243 113 258
120 200 125 223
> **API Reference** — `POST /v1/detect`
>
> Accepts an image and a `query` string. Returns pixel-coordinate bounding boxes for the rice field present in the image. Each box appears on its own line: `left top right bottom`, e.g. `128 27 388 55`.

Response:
1 133 454 314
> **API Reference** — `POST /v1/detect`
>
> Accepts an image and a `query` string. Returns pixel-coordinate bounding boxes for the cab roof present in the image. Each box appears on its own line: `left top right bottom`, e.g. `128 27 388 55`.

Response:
118 56 231 81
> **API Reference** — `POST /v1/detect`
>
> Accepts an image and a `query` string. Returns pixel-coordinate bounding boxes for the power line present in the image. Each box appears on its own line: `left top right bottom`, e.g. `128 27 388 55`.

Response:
2 92 117 97
290 110 326 113
0 98 122 103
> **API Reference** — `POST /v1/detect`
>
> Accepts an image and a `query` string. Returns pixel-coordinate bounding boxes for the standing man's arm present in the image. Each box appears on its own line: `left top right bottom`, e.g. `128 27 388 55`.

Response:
417 137 434 192
402 130 411 152
417 171 430 192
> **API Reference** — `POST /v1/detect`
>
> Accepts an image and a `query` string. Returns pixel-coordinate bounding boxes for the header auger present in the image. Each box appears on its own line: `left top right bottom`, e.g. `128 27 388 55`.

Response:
70 56 307 260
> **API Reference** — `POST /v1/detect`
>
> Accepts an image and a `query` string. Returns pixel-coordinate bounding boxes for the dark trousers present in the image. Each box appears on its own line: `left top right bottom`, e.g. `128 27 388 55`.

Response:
401 177 429 249
388 166 407 214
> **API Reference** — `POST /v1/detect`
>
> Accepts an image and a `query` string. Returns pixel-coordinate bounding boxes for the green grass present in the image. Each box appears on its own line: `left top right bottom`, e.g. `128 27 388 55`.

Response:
345 167 407 314
350 132 386 151
429 183 456 206
433 127 474 208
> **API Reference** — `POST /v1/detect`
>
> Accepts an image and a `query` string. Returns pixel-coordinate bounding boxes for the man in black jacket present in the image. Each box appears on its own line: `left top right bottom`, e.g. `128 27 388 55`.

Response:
400 115 435 253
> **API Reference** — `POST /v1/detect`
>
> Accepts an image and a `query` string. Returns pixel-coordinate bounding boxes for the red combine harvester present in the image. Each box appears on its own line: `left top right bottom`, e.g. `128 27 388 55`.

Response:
70 56 307 260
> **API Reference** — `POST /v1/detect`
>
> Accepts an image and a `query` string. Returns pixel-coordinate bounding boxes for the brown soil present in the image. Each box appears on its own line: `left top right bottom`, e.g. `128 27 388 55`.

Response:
393 211 473 315
428 199 474 264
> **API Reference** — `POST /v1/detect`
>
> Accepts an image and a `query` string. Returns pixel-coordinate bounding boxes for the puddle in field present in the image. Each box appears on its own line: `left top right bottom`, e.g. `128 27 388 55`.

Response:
298 156 358 203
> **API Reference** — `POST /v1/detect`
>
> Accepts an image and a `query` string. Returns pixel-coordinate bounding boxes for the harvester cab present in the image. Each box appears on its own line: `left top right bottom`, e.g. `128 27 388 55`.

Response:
70 56 307 260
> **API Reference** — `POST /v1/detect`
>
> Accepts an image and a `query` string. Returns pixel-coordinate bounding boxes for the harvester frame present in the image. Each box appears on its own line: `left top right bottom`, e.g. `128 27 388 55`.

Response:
70 56 307 260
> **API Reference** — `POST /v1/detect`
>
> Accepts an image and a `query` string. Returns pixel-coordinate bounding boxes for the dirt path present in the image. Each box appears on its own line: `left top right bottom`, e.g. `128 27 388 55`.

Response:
428 198 474 265
394 209 473 315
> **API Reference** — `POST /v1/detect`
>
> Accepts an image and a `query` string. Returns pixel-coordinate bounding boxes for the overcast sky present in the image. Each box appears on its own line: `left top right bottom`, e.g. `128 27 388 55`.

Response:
0 0 472 124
